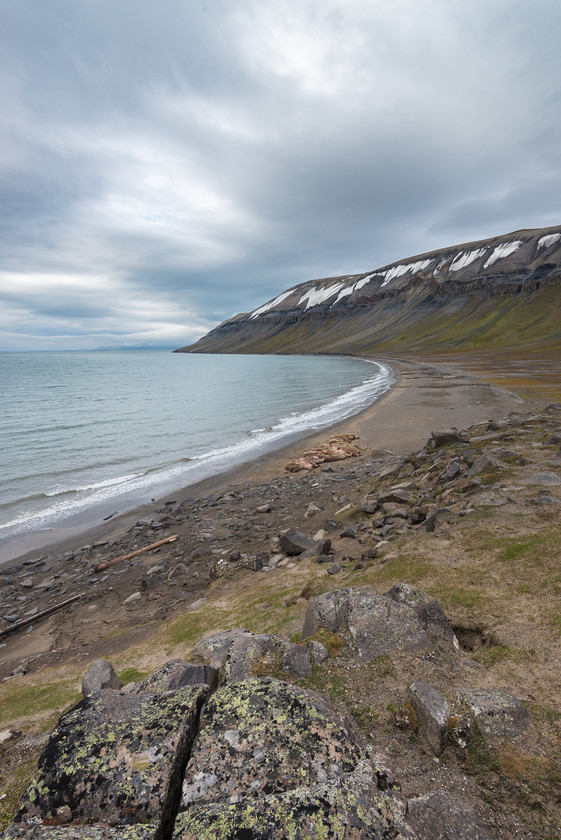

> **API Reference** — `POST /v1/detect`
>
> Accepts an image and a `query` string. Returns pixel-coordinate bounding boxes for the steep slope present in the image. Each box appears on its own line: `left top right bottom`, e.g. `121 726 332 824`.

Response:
178 226 561 356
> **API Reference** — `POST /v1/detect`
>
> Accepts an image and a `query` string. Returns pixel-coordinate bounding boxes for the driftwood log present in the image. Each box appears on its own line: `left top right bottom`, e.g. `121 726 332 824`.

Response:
93 535 179 572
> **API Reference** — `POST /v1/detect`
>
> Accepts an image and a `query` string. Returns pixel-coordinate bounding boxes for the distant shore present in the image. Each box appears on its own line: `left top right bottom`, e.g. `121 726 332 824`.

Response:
1 356 524 567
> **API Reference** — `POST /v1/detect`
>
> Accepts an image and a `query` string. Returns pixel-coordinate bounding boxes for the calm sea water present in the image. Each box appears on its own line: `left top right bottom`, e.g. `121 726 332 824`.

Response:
0 352 395 556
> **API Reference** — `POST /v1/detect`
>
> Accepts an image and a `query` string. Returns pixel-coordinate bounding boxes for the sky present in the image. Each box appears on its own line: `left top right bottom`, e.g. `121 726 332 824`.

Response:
2 0 561 350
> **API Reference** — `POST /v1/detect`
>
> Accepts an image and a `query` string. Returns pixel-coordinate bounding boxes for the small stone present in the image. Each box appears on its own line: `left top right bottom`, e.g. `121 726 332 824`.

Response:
306 640 329 664
256 503 271 513
124 591 142 605
327 562 342 575
82 659 123 696
523 471 561 485
431 429 461 447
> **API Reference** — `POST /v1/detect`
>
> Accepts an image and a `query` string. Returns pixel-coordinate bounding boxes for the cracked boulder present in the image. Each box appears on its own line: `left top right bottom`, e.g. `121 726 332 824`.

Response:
192 629 312 681
134 659 218 694
301 586 445 659
457 688 529 739
175 677 414 839
14 685 209 827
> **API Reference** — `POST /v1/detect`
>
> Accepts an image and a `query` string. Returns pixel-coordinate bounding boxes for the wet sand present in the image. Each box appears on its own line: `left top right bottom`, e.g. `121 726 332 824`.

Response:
1 357 524 568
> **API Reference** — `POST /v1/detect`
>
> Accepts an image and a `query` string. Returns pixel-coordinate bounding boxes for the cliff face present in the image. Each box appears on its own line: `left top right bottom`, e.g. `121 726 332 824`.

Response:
177 226 561 355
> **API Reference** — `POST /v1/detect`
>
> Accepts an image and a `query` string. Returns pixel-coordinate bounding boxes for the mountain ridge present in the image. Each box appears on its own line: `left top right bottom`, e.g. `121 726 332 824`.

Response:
178 225 561 356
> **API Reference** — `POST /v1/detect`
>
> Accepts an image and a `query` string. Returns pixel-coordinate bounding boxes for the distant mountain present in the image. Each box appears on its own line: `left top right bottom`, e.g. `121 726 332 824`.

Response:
177 226 561 356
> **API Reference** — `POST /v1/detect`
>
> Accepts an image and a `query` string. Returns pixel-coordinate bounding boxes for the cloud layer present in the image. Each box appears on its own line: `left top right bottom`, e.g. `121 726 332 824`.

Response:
2 0 561 349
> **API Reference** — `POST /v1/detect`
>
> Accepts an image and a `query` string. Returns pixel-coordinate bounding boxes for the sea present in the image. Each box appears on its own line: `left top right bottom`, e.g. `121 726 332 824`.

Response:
0 352 395 560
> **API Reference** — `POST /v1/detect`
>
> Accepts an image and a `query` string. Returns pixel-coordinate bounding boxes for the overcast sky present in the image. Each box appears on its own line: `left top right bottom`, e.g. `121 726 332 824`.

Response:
2 0 561 350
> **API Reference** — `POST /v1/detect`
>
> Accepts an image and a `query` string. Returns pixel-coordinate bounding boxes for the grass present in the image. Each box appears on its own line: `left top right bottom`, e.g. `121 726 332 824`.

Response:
0 678 81 727
0 758 38 832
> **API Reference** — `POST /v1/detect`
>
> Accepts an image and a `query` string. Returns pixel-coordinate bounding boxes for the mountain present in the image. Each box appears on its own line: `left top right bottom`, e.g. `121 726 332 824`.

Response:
177 226 561 356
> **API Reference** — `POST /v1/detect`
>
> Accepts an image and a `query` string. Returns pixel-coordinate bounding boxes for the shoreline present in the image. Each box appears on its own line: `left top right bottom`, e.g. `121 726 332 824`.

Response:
1 356 524 567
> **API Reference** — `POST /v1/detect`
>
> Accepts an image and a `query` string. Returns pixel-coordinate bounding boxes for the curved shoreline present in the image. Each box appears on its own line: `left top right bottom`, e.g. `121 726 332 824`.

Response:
0 356 523 566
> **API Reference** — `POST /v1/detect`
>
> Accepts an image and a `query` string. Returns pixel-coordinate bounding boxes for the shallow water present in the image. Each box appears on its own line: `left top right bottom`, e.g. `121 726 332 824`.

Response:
0 352 395 550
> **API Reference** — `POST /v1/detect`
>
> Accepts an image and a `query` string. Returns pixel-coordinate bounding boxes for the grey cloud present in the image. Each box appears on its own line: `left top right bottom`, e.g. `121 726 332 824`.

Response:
1 0 561 348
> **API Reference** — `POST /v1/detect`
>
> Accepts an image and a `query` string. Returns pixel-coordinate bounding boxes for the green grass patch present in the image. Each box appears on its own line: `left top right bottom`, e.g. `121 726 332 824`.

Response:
0 757 38 832
117 667 151 685
0 679 81 726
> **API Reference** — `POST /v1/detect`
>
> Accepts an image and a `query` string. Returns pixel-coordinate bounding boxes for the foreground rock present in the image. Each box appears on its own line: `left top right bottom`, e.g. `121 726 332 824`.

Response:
192 629 312 680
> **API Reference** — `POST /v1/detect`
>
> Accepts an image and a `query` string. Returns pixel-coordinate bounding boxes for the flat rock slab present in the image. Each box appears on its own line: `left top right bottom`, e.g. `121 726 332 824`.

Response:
457 688 529 739
175 759 415 840
180 678 364 810
15 685 209 826
407 789 490 840
302 586 434 659
522 471 561 485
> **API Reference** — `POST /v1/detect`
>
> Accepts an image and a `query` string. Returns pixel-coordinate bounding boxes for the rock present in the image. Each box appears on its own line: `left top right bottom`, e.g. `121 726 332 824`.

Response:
175 678 411 839
339 527 356 538
475 491 508 507
14 685 209 827
20 578 34 589
425 507 453 533
522 471 561 485
192 629 312 681
457 688 529 739
306 640 329 664
282 644 313 677
327 562 342 575
465 454 507 478
408 682 450 756
359 496 379 514
407 789 491 840
302 586 433 659
549 446 561 466
4 827 154 839
135 660 218 694
431 429 461 447
256 502 271 513
410 506 428 524
445 460 463 481
547 430 561 444
123 591 142 605
278 528 319 556
305 502 322 518
385 583 456 644
379 488 411 504
0 729 20 745
82 659 123 696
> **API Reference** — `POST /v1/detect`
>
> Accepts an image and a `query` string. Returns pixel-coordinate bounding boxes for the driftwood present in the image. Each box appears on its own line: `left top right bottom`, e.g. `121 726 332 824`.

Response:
93 535 179 573
0 592 85 640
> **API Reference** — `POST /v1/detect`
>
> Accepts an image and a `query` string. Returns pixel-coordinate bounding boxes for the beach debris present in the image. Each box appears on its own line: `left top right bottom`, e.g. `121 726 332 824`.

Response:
285 433 361 471
93 534 179 572
0 591 85 640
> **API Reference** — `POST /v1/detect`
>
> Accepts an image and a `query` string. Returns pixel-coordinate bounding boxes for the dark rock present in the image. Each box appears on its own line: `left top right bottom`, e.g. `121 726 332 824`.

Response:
4 826 155 839
135 660 218 694
327 562 342 575
457 688 529 739
81 659 123 696
315 554 333 564
385 583 456 645
445 460 463 481
425 508 453 533
282 644 313 676
302 586 433 659
547 430 561 445
379 488 412 504
408 682 450 756
339 527 357 538
14 686 209 827
407 789 491 840
431 429 461 447
279 528 318 556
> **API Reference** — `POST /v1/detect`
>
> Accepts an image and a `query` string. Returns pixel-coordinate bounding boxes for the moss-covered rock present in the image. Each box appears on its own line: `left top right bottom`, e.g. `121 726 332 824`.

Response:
14 686 208 827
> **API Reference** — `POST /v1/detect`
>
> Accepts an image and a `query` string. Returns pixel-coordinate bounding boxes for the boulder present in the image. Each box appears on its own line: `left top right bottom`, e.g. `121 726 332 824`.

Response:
425 508 453 533
135 659 218 694
407 789 491 840
457 688 529 739
465 454 507 479
175 678 413 839
278 528 330 557
408 682 450 756
81 659 122 696
431 429 461 447
385 583 456 644
4 827 155 840
192 629 312 681
14 685 209 827
302 586 433 659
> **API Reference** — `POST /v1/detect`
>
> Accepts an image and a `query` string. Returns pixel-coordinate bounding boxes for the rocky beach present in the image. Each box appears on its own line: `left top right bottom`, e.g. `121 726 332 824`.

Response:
1 358 561 839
